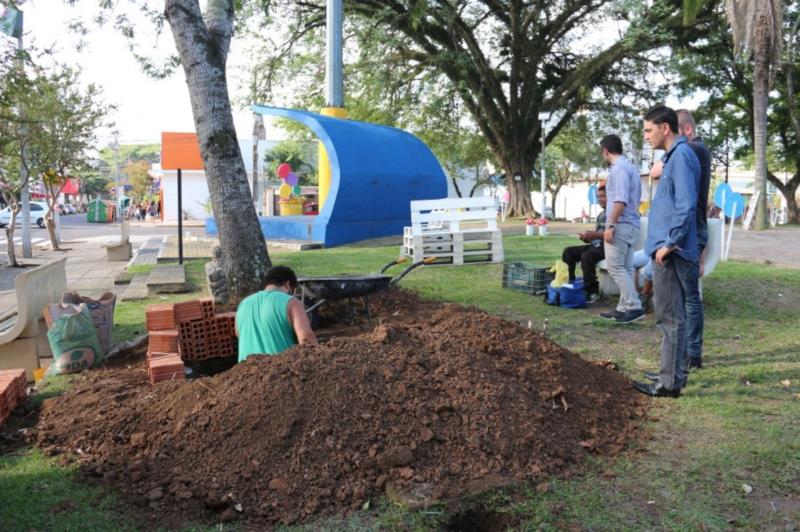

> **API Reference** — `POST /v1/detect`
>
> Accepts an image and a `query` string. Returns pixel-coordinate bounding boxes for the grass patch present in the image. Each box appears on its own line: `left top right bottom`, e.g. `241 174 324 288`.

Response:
0 450 133 531
3 237 799 530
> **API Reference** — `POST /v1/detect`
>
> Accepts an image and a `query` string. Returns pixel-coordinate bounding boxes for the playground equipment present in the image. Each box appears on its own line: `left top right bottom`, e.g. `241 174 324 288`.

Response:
251 105 448 247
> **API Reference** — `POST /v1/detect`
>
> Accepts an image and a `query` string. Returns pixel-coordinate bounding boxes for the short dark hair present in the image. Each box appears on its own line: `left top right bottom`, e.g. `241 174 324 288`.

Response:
264 266 298 289
599 135 623 155
643 105 678 134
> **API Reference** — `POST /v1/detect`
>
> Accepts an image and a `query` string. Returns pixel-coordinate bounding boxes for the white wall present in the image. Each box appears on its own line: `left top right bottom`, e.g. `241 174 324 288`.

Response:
162 170 210 221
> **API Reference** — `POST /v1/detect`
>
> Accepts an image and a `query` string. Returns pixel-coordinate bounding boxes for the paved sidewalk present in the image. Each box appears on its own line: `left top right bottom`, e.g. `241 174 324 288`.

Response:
0 235 154 318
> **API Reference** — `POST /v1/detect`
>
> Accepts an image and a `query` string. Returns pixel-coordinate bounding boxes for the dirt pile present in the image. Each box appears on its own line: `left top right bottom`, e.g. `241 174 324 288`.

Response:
35 289 647 528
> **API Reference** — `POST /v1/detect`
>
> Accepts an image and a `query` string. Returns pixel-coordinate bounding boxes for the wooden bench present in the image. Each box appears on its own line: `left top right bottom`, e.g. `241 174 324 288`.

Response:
402 197 503 265
597 217 721 295
0 258 67 379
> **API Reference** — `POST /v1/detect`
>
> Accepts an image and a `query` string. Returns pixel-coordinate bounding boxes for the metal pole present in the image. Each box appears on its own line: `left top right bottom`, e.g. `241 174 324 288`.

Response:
540 119 546 218
112 136 120 219
177 168 183 264
17 27 31 258
325 0 344 108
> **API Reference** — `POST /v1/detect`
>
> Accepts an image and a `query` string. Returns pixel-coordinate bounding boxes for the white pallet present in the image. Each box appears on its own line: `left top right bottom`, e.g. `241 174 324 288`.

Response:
402 230 503 265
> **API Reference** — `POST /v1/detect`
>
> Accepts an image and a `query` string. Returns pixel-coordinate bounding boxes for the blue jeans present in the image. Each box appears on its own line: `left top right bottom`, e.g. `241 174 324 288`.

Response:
685 260 703 361
653 254 695 390
686 225 708 362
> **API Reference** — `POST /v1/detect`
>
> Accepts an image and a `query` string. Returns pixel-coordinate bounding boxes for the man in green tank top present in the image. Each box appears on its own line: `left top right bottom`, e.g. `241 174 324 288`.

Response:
236 266 317 361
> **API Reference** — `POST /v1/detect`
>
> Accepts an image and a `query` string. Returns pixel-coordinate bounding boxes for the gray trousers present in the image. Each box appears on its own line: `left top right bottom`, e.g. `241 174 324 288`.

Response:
653 254 694 390
604 223 642 312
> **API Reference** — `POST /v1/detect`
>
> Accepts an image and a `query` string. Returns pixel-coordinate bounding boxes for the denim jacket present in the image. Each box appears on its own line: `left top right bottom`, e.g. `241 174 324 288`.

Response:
645 136 700 262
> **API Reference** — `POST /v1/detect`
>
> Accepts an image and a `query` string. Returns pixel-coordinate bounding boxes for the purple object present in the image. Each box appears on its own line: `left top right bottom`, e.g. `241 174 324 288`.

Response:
286 172 298 186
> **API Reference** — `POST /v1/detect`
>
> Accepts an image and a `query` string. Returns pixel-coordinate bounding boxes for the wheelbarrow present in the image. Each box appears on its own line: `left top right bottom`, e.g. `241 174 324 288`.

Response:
297 257 435 328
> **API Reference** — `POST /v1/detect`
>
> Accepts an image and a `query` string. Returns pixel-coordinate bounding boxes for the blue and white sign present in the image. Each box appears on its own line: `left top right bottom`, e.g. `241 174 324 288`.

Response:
723 192 745 219
588 184 598 205
713 183 733 209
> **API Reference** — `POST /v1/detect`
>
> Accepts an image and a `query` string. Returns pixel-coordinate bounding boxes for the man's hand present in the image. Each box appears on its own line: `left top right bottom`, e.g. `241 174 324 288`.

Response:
699 262 705 277
577 232 588 242
655 246 673 265
603 227 614 244
650 160 664 180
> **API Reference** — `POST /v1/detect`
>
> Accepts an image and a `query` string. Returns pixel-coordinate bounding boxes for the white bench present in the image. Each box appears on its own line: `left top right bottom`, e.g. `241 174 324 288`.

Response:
402 197 503 265
597 217 721 295
104 220 132 261
0 258 67 379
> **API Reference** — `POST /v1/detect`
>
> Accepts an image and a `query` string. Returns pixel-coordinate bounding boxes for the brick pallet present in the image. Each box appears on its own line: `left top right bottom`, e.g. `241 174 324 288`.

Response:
146 300 238 383
0 369 27 426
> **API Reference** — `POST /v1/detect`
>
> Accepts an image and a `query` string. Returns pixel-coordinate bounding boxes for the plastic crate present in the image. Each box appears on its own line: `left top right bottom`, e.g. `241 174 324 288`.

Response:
501 262 553 295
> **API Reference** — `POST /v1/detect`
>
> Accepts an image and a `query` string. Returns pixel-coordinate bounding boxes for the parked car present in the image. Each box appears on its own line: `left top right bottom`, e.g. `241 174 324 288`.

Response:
0 201 48 228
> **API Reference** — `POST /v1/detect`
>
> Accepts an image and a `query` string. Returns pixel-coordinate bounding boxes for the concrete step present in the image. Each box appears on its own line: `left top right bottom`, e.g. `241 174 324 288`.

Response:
146 264 189 294
119 273 150 301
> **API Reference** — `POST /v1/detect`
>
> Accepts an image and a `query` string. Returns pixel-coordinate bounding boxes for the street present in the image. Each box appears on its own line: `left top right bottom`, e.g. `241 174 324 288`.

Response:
0 213 183 254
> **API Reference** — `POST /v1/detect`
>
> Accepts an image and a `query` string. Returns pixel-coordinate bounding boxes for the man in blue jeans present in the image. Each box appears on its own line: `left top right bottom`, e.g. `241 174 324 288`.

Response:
633 105 700 398
648 110 712 369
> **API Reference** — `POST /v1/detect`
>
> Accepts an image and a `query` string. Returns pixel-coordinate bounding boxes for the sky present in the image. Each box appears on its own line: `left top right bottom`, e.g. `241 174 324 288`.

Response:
16 0 259 147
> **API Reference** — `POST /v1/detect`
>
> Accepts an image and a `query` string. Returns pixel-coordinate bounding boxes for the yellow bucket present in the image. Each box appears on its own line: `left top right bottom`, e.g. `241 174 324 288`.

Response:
279 198 305 216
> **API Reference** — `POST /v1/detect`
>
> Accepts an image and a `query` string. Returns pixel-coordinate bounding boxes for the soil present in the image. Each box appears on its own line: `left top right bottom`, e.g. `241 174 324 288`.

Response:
32 288 648 529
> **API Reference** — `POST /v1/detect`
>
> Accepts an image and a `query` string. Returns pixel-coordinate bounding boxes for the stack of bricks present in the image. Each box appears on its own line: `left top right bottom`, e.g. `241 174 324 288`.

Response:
145 303 184 385
0 369 27 426
174 299 238 362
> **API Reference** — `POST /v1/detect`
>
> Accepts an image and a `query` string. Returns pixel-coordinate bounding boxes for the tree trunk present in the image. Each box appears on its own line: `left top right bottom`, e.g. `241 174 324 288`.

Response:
44 214 61 251
502 155 537 217
751 16 771 231
505 175 535 217
5 220 18 268
450 176 463 198
166 0 270 301
768 172 800 224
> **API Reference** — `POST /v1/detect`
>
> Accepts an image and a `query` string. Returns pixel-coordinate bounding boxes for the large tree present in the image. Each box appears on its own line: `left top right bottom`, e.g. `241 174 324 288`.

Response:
725 0 783 230
675 3 799 223
164 1 270 299
20 67 110 251
71 0 272 300
257 0 715 216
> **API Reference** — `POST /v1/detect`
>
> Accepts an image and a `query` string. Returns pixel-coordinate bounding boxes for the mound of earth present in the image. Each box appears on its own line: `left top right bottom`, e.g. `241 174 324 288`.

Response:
35 289 648 528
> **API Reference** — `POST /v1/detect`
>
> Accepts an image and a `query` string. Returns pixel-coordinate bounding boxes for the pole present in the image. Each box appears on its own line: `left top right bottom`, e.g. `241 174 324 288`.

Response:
540 118 546 218
318 0 346 210
177 168 183 265
326 0 344 108
112 135 120 218
17 26 31 258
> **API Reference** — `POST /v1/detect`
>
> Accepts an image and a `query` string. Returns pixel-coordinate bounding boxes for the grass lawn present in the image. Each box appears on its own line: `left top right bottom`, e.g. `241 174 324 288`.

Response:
1 236 798 531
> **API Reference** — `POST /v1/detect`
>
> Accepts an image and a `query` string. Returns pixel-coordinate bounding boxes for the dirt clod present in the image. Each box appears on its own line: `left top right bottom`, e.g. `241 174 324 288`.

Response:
35 289 647 528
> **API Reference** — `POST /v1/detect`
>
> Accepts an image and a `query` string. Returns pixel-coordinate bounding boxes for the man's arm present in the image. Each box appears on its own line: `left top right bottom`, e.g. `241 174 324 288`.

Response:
656 149 699 265
287 298 318 346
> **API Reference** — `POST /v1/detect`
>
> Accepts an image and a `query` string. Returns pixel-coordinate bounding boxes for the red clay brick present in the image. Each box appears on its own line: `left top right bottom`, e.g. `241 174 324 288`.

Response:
145 303 176 331
148 330 179 354
173 300 204 325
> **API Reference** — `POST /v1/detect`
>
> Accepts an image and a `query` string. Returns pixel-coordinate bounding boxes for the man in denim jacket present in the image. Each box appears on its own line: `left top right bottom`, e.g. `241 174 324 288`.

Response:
633 105 700 398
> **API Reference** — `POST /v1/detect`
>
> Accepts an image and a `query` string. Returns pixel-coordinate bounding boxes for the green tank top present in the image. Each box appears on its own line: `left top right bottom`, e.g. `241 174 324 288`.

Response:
236 289 297 361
